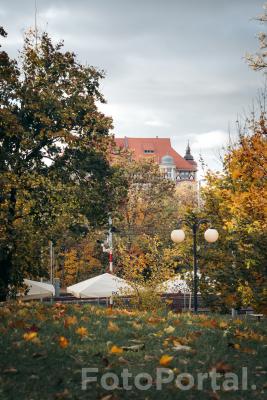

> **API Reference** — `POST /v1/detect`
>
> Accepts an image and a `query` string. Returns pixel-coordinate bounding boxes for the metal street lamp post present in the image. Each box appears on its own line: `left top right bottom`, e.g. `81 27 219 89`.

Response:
171 217 218 313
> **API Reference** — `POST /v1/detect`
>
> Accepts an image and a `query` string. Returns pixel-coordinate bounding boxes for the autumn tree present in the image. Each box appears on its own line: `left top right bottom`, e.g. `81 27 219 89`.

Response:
0 29 125 299
116 234 177 310
201 111 267 312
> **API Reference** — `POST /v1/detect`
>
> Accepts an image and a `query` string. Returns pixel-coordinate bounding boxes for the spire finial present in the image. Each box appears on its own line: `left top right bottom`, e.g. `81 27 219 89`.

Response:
184 141 194 161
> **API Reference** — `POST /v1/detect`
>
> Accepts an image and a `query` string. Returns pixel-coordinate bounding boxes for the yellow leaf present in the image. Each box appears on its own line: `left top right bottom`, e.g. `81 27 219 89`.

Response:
240 347 257 355
219 321 228 329
109 345 123 354
108 321 119 333
132 322 142 330
159 354 173 366
75 327 88 336
23 332 38 341
173 339 183 347
164 325 175 334
64 316 77 328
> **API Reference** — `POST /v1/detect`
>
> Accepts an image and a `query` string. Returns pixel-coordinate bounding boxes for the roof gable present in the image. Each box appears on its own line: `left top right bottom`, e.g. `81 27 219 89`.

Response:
114 137 196 171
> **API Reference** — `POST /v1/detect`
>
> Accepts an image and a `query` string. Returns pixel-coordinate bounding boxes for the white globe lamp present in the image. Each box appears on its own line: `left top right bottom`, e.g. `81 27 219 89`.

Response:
171 229 185 243
204 228 219 243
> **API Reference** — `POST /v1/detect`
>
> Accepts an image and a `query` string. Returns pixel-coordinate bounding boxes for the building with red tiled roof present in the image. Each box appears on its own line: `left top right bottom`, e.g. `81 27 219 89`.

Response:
114 137 197 183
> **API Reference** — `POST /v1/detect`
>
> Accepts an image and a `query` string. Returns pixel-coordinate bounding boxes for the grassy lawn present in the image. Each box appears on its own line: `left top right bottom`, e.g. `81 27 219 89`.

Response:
0 302 266 399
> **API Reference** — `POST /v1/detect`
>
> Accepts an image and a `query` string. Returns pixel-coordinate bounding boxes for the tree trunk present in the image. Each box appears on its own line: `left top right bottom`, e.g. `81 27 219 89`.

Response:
0 187 17 301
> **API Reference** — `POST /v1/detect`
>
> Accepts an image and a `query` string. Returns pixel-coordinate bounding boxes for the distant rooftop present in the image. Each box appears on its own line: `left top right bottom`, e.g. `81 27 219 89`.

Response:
114 137 197 171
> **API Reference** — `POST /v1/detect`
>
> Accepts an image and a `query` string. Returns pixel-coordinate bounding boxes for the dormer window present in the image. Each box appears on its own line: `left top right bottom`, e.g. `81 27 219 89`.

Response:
144 149 155 154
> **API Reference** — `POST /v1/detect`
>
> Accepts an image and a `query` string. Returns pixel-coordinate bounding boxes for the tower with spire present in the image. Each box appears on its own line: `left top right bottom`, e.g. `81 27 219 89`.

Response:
184 141 197 168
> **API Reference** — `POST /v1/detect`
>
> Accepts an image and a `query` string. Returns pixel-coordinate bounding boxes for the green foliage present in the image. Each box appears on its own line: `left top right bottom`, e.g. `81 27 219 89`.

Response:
0 29 126 299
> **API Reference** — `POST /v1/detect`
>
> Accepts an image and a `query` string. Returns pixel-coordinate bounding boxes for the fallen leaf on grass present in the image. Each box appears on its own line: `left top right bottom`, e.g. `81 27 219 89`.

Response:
23 331 38 341
122 343 145 352
8 319 26 329
109 345 123 354
118 356 129 364
172 344 193 352
32 352 47 359
228 342 240 350
29 374 39 380
234 329 264 342
80 316 89 323
172 337 190 346
159 355 173 366
75 327 88 336
3 368 18 374
64 316 77 328
240 347 257 355
147 317 164 324
207 391 220 400
54 389 71 399
58 336 69 349
219 321 228 329
100 395 117 400
132 321 142 330
199 319 217 329
108 321 119 333
187 331 202 341
164 325 175 334
212 362 232 374
144 355 155 361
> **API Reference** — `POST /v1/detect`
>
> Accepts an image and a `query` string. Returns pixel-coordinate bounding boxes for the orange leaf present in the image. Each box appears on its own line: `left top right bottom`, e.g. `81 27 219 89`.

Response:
159 354 173 366
64 316 77 328
199 319 217 329
212 362 232 374
58 336 69 349
109 345 123 354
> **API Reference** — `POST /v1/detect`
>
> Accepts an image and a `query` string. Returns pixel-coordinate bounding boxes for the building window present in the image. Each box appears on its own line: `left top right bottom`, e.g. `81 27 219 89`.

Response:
176 171 195 181
144 149 155 154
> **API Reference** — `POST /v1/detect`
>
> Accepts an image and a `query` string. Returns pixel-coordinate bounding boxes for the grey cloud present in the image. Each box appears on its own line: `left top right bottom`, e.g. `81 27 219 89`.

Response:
1 0 265 170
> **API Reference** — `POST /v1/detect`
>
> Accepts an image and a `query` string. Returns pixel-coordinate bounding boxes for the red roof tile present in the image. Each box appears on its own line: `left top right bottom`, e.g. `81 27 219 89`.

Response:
114 137 197 171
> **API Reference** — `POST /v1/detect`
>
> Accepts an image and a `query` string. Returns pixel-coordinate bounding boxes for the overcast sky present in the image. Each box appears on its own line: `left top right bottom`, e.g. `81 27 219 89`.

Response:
1 0 266 171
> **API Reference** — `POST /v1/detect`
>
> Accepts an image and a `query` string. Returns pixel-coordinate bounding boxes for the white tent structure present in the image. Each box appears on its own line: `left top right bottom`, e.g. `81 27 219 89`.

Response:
67 273 133 298
158 277 192 310
20 279 55 299
158 277 191 295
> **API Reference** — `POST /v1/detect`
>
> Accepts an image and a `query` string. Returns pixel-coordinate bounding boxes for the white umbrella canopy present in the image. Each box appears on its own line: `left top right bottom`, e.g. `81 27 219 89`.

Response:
20 279 55 299
158 277 191 294
67 273 133 298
